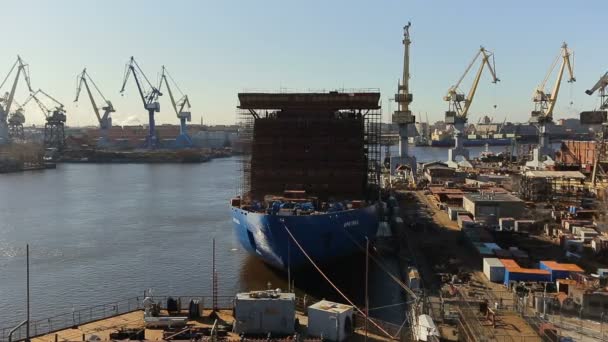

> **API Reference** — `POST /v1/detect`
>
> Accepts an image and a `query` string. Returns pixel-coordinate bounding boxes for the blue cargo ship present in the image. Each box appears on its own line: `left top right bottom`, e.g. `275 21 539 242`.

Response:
231 91 381 270
231 201 378 269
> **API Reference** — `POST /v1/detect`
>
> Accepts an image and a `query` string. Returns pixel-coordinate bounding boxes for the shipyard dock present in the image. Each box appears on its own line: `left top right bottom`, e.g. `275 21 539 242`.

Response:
1 293 402 342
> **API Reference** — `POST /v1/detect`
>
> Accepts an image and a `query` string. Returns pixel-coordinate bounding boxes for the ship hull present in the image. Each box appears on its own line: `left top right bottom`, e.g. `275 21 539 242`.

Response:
231 205 378 270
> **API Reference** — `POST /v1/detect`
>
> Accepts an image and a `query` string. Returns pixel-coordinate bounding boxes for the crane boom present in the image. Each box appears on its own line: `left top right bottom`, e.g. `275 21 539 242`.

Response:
160 66 179 116
586 72 608 96
532 42 575 120
0 56 33 143
120 57 161 107
445 47 499 119
75 69 102 123
119 57 161 149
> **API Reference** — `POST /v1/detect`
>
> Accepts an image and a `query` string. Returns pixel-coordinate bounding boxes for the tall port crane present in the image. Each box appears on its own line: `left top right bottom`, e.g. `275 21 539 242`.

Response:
526 42 575 169
390 22 416 178
22 89 67 150
75 68 115 148
444 47 499 168
120 57 162 149
585 71 608 110
159 66 193 148
0 56 33 144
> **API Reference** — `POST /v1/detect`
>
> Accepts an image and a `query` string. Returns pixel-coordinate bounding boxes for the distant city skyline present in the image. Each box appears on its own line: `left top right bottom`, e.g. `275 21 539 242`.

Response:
1 0 606 127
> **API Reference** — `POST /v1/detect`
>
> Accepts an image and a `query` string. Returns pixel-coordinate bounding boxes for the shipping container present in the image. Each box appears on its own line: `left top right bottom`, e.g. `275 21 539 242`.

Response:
500 259 551 285
233 290 296 335
483 258 505 283
308 300 354 342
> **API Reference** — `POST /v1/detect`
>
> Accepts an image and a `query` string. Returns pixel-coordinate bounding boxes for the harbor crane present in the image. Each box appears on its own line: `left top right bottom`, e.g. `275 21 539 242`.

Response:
75 68 115 148
526 42 575 169
22 89 67 150
581 71 608 186
159 66 193 148
390 22 416 179
444 47 499 168
585 71 608 110
120 57 162 149
8 100 26 140
0 56 33 144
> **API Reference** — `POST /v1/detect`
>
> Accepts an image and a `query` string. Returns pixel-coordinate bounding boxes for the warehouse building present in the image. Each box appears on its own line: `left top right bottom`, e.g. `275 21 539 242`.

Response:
462 192 525 223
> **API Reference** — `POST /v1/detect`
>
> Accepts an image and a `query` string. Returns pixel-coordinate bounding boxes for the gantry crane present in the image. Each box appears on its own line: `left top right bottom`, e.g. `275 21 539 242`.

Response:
75 68 115 148
390 22 416 178
120 57 162 149
159 66 193 148
8 100 26 140
22 89 67 150
526 42 575 169
444 47 499 168
0 56 33 144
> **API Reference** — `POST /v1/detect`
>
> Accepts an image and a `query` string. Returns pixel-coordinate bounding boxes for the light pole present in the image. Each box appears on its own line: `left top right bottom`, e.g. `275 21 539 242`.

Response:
365 237 369 342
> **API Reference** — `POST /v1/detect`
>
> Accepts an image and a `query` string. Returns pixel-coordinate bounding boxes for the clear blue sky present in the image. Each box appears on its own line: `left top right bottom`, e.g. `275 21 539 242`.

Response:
1 0 606 126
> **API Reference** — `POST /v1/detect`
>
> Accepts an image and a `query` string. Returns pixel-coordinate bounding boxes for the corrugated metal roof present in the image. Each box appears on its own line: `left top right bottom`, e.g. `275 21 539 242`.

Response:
524 170 586 179
541 261 584 273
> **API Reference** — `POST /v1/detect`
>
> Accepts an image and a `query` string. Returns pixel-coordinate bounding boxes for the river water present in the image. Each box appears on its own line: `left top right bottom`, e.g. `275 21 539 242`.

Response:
0 144 547 328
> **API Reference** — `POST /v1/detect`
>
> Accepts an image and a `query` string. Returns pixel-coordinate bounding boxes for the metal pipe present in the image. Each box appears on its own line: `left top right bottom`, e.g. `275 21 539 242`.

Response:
365 237 369 342
26 244 30 342
8 320 28 342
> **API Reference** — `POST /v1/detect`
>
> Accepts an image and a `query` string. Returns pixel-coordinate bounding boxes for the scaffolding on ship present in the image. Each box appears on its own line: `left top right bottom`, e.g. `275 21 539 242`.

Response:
235 89 381 201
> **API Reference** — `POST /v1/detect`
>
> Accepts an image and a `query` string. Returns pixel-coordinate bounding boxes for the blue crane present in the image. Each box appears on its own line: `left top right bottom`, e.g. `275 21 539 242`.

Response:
119 57 162 149
159 66 193 148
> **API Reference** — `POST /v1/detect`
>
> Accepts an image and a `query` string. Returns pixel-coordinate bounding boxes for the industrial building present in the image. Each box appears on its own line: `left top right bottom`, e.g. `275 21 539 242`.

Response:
462 192 525 223
539 261 584 281
518 170 587 203
422 161 455 184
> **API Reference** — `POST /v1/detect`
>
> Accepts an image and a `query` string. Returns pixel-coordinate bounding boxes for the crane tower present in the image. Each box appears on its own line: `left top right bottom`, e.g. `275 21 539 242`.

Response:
75 68 115 148
159 66 193 148
526 42 575 169
0 56 32 144
120 57 162 149
444 47 499 168
22 89 67 150
390 22 416 177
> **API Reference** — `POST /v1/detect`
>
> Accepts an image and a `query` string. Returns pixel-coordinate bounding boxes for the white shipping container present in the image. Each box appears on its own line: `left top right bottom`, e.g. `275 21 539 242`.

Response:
234 290 295 335
483 258 505 283
308 300 354 342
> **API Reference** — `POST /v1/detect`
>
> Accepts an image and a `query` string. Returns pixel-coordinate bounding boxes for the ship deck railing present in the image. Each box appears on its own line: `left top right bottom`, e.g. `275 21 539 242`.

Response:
0 295 235 342
2 294 408 342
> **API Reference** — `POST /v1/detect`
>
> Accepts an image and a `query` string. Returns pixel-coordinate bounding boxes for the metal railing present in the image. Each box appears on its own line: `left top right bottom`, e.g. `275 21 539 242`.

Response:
0 295 235 342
